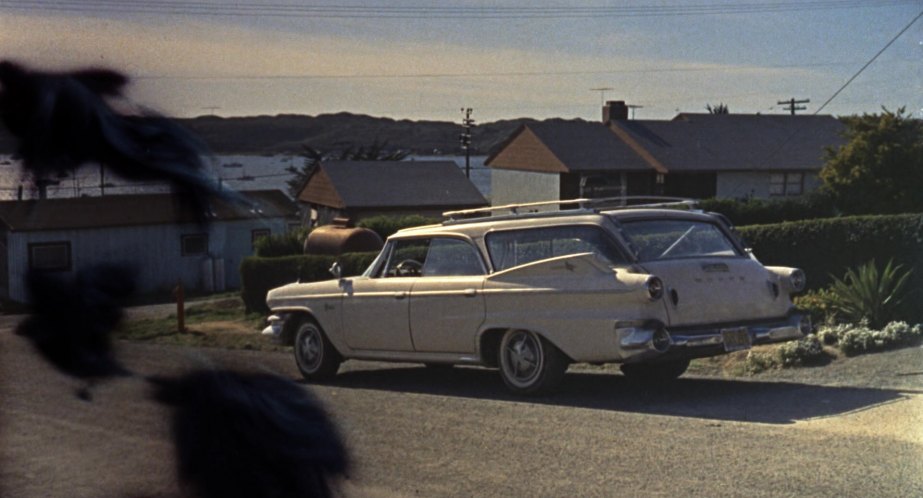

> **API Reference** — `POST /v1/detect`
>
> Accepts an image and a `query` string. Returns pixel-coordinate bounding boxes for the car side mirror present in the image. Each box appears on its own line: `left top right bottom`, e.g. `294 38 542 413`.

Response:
329 261 342 280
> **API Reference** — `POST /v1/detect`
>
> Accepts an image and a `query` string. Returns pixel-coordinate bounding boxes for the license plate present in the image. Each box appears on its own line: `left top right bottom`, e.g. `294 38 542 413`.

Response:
721 327 751 352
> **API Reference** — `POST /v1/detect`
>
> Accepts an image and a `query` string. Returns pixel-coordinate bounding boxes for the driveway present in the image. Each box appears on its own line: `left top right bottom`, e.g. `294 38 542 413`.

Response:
2 320 921 497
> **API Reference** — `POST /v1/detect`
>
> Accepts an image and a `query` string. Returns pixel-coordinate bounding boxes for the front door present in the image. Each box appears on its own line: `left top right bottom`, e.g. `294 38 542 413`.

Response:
341 277 416 351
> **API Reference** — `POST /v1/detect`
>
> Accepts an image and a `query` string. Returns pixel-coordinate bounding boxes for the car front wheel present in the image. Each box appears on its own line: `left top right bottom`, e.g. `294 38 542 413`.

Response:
498 329 568 395
294 319 341 381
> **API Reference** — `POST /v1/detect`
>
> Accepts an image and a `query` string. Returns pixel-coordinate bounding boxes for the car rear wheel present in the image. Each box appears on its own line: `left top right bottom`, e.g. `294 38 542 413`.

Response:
498 329 568 395
294 319 341 381
619 358 690 381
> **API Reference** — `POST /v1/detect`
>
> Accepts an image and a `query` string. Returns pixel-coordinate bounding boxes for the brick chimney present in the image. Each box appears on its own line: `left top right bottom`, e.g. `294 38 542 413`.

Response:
603 100 629 122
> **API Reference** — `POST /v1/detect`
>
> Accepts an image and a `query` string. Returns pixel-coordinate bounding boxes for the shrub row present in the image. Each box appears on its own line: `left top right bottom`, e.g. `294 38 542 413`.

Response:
739 213 923 322
254 227 311 257
699 194 836 226
357 214 440 241
745 335 828 373
746 321 921 373
239 252 378 313
815 321 922 356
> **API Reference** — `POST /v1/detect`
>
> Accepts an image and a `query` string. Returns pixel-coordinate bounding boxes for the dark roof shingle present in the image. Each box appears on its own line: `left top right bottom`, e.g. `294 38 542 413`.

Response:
612 114 846 172
0 190 298 232
299 160 487 209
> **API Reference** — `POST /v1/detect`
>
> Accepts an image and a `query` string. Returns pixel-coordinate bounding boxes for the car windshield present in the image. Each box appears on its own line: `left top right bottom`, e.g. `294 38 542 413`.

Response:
486 225 627 272
617 218 741 261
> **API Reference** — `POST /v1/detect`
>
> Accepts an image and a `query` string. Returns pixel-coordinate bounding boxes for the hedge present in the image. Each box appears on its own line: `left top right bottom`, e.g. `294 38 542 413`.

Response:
698 195 836 226
240 252 378 313
740 213 923 322
357 214 440 241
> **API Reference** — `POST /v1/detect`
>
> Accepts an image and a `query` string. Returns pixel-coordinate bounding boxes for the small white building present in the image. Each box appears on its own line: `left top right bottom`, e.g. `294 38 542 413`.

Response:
0 190 298 303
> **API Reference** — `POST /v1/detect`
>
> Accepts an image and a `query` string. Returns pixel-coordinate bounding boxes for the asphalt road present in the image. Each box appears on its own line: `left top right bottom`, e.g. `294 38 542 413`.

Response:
2 315 921 497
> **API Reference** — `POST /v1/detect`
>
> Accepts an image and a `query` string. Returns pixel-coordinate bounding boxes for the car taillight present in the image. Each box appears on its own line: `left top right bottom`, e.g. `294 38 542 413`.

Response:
790 269 806 292
647 276 664 301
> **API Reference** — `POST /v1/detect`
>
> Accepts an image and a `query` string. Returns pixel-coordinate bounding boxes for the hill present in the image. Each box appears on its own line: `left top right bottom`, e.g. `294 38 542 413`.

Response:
0 113 588 156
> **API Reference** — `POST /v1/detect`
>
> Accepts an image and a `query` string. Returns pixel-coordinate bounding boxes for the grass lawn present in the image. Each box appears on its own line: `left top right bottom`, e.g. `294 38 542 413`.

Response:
116 297 289 353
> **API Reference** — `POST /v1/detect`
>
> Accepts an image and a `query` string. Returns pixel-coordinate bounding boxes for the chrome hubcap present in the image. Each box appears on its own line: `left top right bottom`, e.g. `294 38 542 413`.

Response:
504 331 542 384
299 327 322 370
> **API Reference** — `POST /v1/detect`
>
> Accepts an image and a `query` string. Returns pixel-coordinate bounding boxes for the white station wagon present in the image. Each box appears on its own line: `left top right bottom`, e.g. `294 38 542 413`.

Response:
264 198 810 395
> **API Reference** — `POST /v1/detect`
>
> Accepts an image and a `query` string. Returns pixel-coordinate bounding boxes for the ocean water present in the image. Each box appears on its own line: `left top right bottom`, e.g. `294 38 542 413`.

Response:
0 154 491 202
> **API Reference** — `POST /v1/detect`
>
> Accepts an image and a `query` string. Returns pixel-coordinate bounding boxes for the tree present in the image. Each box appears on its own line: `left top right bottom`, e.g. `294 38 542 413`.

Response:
819 108 923 215
285 140 409 198
706 103 729 114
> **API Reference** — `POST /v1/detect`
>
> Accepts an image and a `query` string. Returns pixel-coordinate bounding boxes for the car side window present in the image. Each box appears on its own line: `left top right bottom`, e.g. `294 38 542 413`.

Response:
486 225 627 271
421 238 485 276
383 239 430 277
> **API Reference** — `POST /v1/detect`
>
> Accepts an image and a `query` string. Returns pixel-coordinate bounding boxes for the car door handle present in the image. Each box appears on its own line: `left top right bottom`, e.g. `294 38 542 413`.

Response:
393 292 407 300
463 289 477 297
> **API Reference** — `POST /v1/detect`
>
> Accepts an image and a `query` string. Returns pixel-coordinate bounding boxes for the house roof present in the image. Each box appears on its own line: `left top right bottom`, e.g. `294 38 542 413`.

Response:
486 113 846 174
0 190 298 232
487 121 652 173
613 114 846 172
297 160 487 209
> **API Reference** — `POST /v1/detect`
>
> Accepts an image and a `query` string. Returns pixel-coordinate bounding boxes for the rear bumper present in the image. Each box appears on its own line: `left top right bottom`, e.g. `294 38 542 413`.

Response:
618 312 810 363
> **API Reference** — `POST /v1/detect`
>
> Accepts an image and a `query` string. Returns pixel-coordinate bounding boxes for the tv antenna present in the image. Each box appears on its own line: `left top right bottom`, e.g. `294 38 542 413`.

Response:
590 87 614 107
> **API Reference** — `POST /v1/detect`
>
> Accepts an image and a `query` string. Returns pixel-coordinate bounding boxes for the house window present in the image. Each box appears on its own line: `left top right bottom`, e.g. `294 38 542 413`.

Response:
251 229 271 251
29 242 71 271
770 172 804 196
181 234 209 256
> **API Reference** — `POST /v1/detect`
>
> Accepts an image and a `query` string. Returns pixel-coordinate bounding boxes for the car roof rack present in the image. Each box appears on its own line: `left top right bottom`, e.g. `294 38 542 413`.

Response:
443 196 698 224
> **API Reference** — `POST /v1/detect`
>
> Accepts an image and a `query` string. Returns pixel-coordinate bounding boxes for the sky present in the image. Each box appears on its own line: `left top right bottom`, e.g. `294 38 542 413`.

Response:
1 1 922 123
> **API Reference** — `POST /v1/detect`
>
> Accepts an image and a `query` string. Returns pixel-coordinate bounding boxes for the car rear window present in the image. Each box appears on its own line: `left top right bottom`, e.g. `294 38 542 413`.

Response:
486 225 627 272
617 219 741 261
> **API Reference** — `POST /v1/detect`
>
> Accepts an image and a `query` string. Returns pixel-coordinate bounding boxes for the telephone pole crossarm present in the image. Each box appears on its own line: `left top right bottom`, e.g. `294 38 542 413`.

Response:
777 97 810 115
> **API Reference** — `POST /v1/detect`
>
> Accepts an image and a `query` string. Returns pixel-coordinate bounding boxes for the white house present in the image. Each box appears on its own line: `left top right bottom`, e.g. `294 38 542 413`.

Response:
0 190 298 303
487 101 846 204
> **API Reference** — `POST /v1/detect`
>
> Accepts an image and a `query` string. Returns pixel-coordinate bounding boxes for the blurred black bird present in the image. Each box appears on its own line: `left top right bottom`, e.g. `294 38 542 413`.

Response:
152 369 349 498
16 264 136 398
0 60 238 222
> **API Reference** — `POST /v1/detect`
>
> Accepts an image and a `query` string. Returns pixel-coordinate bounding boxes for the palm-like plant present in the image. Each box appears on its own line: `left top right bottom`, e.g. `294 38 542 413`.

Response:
826 259 913 329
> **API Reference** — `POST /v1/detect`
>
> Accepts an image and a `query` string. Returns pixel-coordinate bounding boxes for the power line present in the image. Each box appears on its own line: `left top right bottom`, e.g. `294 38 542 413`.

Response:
132 60 897 82
814 7 923 114
0 0 916 19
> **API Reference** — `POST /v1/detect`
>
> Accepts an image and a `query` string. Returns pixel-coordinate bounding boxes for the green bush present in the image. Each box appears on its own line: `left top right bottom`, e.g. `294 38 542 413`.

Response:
740 213 923 323
254 227 311 257
745 350 779 374
358 214 440 240
776 335 826 367
793 289 836 326
239 252 378 313
699 194 836 226
745 335 827 372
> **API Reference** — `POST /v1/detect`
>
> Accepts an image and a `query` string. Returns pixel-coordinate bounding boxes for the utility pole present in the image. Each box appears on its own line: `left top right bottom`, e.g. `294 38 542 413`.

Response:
777 97 810 115
460 108 475 178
